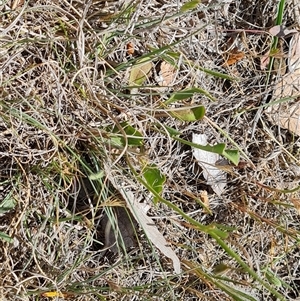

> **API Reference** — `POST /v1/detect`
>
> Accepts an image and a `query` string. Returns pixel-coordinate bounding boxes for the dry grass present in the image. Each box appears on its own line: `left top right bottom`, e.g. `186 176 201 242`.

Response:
1 0 300 300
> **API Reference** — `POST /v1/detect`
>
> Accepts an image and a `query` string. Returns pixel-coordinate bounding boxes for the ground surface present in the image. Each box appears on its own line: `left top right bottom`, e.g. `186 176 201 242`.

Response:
1 0 300 300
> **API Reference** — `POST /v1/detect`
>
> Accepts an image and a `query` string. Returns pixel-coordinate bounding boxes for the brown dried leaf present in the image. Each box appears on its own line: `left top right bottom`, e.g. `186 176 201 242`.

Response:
199 190 211 214
11 0 24 9
222 51 245 66
273 33 300 98
260 52 270 70
291 198 300 215
158 61 176 86
126 42 135 55
107 280 122 292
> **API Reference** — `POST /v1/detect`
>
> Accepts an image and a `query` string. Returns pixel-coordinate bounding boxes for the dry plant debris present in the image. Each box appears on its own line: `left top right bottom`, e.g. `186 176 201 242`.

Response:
266 31 300 135
157 61 177 86
1 0 300 300
192 133 227 196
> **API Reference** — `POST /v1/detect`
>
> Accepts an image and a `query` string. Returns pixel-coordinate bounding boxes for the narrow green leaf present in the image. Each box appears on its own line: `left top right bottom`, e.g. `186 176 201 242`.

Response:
163 125 181 137
265 269 282 287
184 260 259 301
171 106 205 121
192 141 227 155
223 149 240 166
165 87 215 105
191 106 206 119
193 64 239 80
163 51 238 80
0 231 13 243
162 126 240 165
184 135 239 165
180 0 200 12
215 281 259 301
207 226 229 239
213 263 232 275
0 192 16 214
109 136 123 147
168 88 197 101
88 171 104 180
112 121 143 146
142 163 166 203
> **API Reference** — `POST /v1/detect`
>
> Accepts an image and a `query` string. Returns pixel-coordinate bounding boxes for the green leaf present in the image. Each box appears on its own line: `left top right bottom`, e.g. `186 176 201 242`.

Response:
163 125 181 137
213 263 232 275
88 171 104 180
192 140 227 154
214 281 259 301
129 58 152 85
184 260 259 301
170 106 205 121
193 64 239 80
163 125 240 165
142 163 166 203
207 226 229 239
187 137 240 165
0 231 13 243
223 149 240 166
180 0 201 12
164 87 215 105
265 269 282 287
0 192 16 214
112 121 143 146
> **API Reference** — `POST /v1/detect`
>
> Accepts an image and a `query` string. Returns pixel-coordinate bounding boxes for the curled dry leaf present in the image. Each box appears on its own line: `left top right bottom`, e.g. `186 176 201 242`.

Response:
222 51 245 66
11 0 25 9
291 198 300 215
192 134 227 196
199 190 211 213
260 52 270 70
126 42 135 55
104 166 181 274
157 61 176 86
104 167 180 274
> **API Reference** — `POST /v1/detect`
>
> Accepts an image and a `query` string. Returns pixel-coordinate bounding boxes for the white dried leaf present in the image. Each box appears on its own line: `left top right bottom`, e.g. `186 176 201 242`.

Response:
120 189 181 274
192 134 227 196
